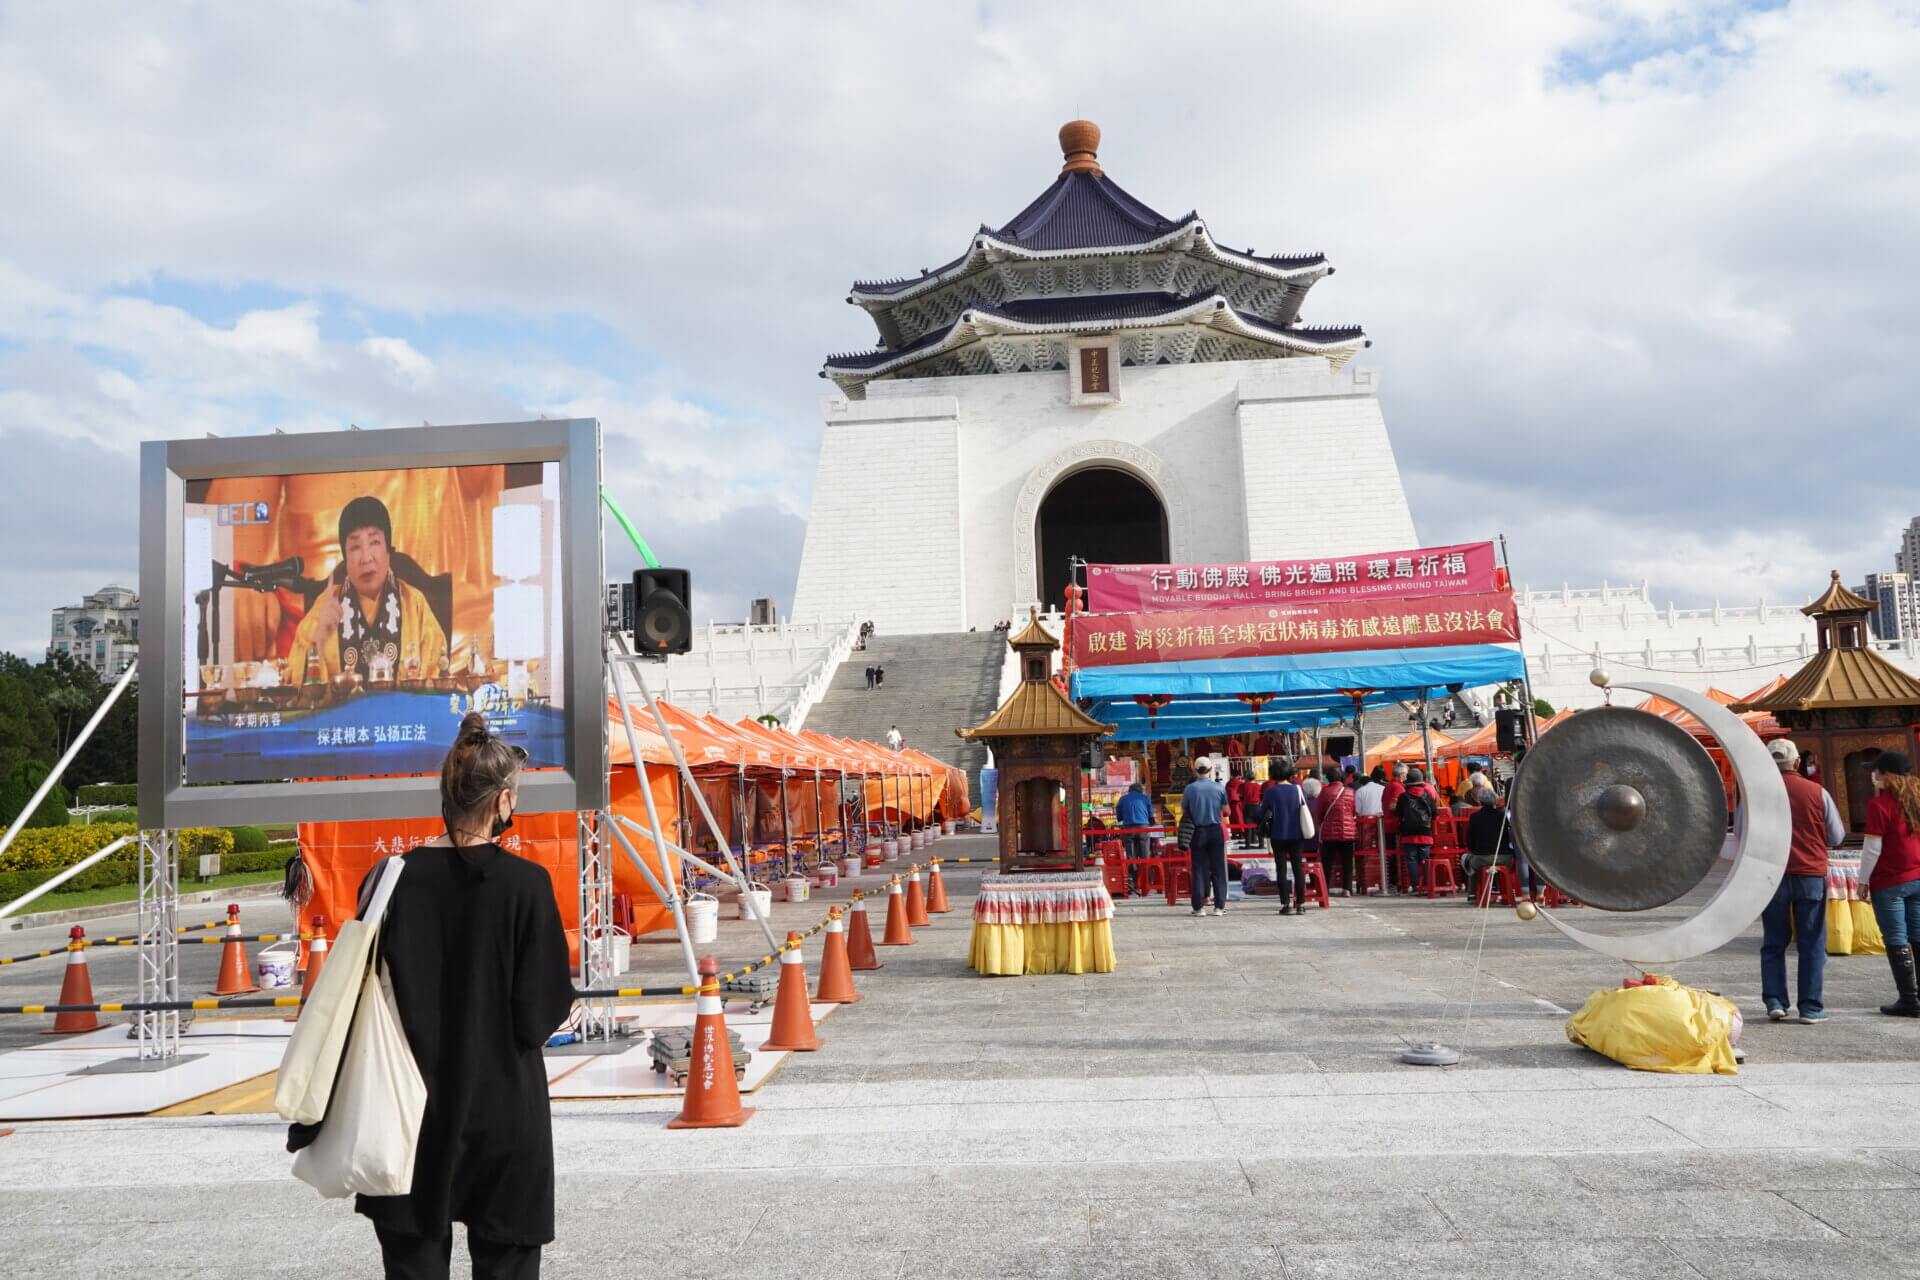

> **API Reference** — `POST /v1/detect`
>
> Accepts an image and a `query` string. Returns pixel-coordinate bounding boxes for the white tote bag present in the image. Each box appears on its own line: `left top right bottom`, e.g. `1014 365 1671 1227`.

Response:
290 961 427 1198
275 857 406 1125
1297 790 1317 842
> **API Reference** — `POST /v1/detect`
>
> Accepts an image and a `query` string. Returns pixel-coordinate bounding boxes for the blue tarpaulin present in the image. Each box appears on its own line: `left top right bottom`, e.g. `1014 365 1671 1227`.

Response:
1070 643 1527 742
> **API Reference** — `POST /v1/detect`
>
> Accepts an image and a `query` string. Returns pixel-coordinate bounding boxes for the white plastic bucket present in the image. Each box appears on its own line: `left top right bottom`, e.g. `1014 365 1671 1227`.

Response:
842 855 863 878
257 941 296 989
883 837 899 860
738 883 773 921
685 893 719 946
816 864 839 888
914 830 928 850
783 875 810 903
943 820 955 836
610 929 632 975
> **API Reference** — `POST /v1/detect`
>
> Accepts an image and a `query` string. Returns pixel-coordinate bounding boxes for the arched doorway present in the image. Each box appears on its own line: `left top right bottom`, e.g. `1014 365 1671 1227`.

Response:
1035 467 1168 610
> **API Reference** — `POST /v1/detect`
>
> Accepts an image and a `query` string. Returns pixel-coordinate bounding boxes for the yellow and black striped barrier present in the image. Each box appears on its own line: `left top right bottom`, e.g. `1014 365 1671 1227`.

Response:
0 934 315 966
2 894 887 1015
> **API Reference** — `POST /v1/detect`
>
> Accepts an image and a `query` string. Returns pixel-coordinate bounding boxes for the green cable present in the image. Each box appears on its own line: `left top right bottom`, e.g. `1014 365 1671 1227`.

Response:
600 488 661 570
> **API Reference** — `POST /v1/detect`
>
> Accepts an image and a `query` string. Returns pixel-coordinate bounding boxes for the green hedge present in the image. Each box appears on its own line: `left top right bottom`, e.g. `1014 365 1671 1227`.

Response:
0 823 138 873
76 783 138 808
0 769 68 829
0 840 289 903
229 825 270 853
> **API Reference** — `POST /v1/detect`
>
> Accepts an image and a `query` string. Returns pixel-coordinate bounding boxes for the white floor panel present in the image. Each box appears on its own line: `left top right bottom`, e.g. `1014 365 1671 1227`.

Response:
0 1040 285 1120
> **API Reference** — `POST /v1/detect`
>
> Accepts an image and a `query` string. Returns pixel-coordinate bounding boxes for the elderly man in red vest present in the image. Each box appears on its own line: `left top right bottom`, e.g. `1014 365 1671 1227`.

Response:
1760 738 1846 1024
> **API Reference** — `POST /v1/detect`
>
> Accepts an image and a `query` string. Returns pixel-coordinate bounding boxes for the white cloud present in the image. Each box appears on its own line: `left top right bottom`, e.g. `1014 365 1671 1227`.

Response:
359 335 433 386
0 0 1917 653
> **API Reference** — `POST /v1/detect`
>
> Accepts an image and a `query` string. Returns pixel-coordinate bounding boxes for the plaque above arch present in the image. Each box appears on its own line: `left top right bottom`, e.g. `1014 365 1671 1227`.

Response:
1012 439 1192 608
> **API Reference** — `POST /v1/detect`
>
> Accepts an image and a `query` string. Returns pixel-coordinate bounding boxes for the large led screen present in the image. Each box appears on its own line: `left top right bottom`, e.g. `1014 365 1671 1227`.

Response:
181 461 567 784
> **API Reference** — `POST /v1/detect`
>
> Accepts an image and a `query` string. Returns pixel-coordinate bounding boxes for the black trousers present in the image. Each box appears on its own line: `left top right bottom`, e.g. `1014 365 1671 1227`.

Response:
1320 839 1355 891
375 1225 541 1280
1189 823 1227 910
1270 836 1305 907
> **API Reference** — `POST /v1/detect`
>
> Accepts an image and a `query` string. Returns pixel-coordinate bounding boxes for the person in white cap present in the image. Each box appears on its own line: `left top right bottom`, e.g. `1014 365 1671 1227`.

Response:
1759 737 1844 1024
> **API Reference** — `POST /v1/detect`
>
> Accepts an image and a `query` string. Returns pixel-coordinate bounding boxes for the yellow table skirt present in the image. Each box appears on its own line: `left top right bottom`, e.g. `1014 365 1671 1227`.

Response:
1828 898 1886 956
968 920 1116 976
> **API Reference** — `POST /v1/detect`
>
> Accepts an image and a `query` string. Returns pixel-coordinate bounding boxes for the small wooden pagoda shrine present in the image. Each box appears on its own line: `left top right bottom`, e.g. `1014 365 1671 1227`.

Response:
958 608 1114 871
1734 571 1920 832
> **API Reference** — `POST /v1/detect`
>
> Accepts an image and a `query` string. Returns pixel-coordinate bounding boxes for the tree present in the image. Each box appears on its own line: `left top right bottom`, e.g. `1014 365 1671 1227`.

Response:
68 676 138 790
0 760 70 829
0 660 56 783
1532 697 1556 719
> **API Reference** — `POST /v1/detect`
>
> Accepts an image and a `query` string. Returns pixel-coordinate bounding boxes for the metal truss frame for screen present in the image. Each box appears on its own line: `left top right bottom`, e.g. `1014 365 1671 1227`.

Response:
138 419 608 829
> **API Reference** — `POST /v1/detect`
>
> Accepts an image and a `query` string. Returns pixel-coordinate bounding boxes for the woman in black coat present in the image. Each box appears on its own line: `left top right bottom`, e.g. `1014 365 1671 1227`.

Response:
357 712 575 1279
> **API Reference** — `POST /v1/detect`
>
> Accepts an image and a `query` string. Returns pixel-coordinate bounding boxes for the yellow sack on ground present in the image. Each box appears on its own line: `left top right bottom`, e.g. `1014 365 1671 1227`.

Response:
1827 896 1856 955
1565 976 1739 1075
1852 899 1886 956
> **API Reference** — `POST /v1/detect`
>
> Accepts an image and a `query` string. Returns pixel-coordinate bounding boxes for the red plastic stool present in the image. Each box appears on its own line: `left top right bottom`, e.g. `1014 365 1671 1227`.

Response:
1354 848 1389 895
1420 857 1459 898
1473 864 1519 907
1543 884 1582 908
1300 858 1331 909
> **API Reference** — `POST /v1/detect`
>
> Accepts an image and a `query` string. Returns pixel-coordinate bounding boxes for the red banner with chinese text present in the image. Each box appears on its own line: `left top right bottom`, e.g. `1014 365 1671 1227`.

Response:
1084 541 1499 613
1069 591 1520 668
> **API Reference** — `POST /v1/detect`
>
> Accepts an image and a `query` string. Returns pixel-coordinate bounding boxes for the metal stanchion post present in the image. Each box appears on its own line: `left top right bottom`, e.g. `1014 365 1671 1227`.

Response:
576 811 615 1044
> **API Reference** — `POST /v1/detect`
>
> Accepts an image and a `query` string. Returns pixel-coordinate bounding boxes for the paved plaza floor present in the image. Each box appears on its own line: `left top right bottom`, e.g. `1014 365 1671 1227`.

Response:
2 832 1919 1278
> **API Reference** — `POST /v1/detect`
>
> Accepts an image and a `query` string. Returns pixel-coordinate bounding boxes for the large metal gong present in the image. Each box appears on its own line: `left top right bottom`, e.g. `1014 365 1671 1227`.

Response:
1509 705 1727 912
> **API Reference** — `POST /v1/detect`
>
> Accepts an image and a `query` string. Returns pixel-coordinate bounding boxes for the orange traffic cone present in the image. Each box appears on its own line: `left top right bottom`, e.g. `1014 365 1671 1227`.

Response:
761 932 823 1052
668 955 754 1129
46 926 102 1035
926 859 952 914
210 903 258 996
291 918 328 1021
814 907 862 1004
905 868 930 927
846 892 882 971
881 877 915 946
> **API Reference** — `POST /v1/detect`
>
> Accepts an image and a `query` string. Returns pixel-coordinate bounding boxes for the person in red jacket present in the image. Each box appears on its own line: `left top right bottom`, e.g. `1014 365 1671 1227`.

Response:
1236 771 1266 848
1314 768 1357 893
1863 749 1920 1018
1381 764 1409 886
1759 739 1844 1023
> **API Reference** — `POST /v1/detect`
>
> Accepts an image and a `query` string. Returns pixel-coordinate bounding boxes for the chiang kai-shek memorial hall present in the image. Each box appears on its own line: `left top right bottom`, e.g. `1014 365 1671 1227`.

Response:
792 120 1419 637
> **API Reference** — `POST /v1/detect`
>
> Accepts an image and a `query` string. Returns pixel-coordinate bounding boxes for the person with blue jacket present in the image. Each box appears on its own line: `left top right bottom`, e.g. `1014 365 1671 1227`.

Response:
1115 782 1155 875
1260 758 1309 916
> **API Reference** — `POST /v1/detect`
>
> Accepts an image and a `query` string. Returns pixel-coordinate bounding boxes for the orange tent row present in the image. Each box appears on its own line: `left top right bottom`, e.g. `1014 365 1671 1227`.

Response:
296 701 968 962
1635 677 1789 744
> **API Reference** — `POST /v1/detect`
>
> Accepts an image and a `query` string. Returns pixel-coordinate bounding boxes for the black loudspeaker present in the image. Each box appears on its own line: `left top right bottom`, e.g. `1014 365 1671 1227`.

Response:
1495 707 1528 752
633 568 692 655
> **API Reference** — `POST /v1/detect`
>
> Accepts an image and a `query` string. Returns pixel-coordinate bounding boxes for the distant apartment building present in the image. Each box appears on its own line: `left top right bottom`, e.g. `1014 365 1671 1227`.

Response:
1900 516 1920 578
1866 571 1916 642
49 584 139 676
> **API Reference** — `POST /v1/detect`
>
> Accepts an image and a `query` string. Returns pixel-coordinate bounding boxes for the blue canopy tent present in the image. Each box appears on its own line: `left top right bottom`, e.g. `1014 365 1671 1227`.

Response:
1071 643 1528 745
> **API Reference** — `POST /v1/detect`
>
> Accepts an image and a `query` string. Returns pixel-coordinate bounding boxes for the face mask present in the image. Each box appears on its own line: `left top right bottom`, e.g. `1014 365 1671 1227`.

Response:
490 794 516 839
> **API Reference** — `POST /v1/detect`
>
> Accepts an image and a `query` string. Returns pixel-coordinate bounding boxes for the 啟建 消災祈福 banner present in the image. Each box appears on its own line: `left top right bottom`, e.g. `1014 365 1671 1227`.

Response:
1083 542 1499 614
1068 591 1520 669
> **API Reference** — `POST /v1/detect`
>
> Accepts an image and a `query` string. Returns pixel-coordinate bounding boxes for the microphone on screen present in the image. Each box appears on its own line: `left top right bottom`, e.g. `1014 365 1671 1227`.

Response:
238 555 305 583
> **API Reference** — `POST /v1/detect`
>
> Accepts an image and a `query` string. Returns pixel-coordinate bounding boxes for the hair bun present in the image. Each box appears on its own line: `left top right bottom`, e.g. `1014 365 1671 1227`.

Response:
456 711 492 744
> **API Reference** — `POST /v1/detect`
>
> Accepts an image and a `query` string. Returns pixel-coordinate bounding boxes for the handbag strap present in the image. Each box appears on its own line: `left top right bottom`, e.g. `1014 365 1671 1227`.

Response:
357 856 407 927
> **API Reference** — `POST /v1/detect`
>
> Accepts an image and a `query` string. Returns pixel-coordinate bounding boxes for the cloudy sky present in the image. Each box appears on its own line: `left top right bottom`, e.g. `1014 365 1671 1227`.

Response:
2 0 1916 657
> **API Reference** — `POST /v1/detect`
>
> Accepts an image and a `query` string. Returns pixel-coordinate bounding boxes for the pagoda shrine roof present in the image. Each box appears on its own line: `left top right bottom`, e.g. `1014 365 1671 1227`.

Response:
957 677 1114 740
1732 646 1920 713
823 290 1367 379
1803 570 1875 617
